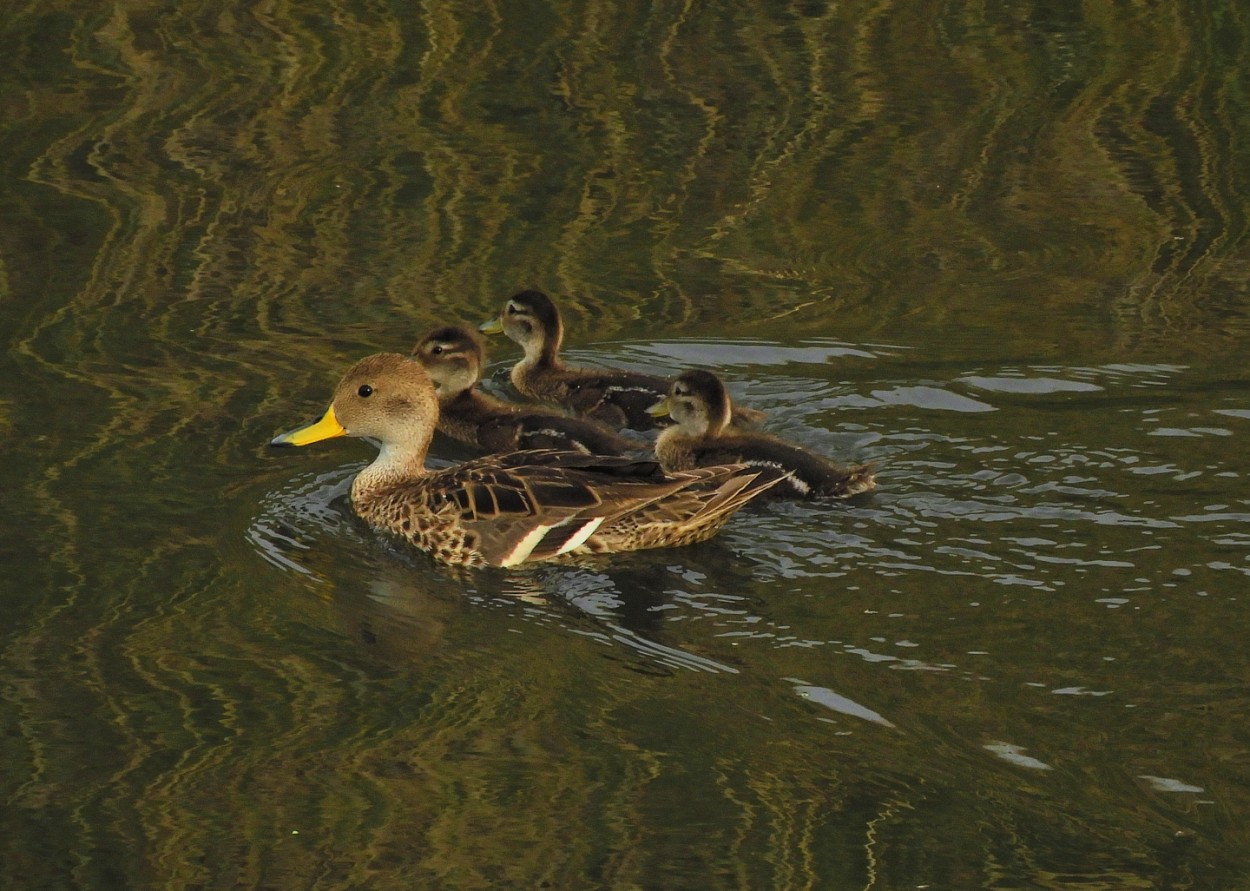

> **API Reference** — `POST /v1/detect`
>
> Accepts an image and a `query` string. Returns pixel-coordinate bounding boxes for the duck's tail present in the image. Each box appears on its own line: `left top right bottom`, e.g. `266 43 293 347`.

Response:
589 463 788 553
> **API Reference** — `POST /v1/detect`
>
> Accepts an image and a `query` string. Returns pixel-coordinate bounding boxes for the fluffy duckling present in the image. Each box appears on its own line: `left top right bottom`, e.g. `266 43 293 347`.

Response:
413 325 640 457
480 289 764 431
270 353 785 568
649 369 876 499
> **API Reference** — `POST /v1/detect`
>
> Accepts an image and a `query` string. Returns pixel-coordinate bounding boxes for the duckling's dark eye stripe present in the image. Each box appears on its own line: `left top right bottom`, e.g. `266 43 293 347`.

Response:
358 384 373 397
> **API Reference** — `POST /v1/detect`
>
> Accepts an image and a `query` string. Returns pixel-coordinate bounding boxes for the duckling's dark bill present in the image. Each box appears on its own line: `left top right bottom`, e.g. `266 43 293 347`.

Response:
270 406 348 448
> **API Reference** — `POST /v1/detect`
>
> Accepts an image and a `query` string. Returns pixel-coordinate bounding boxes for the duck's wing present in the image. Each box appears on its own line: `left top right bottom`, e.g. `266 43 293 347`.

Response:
696 435 874 499
563 370 671 430
511 413 641 456
586 463 788 550
424 451 673 566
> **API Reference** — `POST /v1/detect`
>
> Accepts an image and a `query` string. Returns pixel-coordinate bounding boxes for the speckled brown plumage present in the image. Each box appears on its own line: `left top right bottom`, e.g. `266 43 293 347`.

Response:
480 290 766 431
653 369 877 500
271 353 785 567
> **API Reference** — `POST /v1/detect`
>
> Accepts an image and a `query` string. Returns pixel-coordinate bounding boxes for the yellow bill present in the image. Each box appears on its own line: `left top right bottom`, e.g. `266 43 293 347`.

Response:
270 405 347 448
645 396 672 418
478 317 503 334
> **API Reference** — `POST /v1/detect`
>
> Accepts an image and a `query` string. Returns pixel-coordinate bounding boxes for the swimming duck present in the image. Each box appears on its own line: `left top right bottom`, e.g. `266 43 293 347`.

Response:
270 353 785 568
412 325 640 457
479 289 764 431
649 369 876 499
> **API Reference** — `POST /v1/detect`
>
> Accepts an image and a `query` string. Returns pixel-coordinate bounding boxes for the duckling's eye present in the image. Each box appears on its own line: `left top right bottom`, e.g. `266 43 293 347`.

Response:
506 303 519 314
358 384 373 398
430 345 444 355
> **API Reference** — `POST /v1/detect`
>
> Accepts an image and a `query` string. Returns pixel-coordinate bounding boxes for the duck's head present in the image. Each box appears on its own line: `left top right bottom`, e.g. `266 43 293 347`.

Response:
412 325 486 401
271 353 439 452
480 289 563 358
648 369 733 436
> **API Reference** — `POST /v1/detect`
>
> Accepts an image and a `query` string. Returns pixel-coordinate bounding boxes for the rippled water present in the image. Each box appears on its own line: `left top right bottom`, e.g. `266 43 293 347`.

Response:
239 341 1250 885
5 0 1250 887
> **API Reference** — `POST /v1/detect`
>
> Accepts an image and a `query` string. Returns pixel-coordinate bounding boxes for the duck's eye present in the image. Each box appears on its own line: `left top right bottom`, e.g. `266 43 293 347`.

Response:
358 384 373 398
506 303 519 315
431 345 444 355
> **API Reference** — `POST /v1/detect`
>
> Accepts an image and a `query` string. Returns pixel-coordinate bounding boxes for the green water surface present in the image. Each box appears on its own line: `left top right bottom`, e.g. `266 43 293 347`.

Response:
3 1 1250 887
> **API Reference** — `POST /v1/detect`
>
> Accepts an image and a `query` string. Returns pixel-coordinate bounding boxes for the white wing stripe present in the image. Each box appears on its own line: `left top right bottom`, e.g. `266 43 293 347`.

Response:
555 517 605 555
500 524 554 567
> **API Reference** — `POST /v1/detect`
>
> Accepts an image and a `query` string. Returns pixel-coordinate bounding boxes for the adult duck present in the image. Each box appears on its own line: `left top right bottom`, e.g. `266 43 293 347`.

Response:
270 353 784 567
649 369 876 499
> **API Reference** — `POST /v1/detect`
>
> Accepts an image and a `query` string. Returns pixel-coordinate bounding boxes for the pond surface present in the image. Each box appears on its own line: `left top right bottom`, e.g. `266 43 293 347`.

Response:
4 1 1250 888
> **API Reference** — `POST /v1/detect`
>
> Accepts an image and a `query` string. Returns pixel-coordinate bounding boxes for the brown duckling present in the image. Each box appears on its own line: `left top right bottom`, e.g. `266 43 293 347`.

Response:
649 369 876 499
412 325 641 457
480 289 765 431
270 353 786 568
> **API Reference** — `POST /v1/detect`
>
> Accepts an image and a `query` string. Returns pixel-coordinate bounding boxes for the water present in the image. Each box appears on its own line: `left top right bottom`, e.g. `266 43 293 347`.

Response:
4 0 1250 887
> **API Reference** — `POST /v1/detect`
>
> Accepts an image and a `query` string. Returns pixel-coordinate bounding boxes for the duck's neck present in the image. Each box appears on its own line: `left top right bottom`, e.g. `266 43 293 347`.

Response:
655 424 682 451
518 332 560 369
655 419 705 447
351 435 431 502
655 424 698 470
512 336 562 394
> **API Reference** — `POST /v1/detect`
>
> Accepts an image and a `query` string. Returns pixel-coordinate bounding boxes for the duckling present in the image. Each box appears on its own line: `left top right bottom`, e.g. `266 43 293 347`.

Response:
480 289 765 431
649 369 876 499
270 353 786 568
412 325 640 457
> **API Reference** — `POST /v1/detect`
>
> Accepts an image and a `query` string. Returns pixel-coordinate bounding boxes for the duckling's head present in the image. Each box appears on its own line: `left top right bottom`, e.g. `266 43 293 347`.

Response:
657 370 733 437
480 289 563 359
412 325 486 400
271 353 439 454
